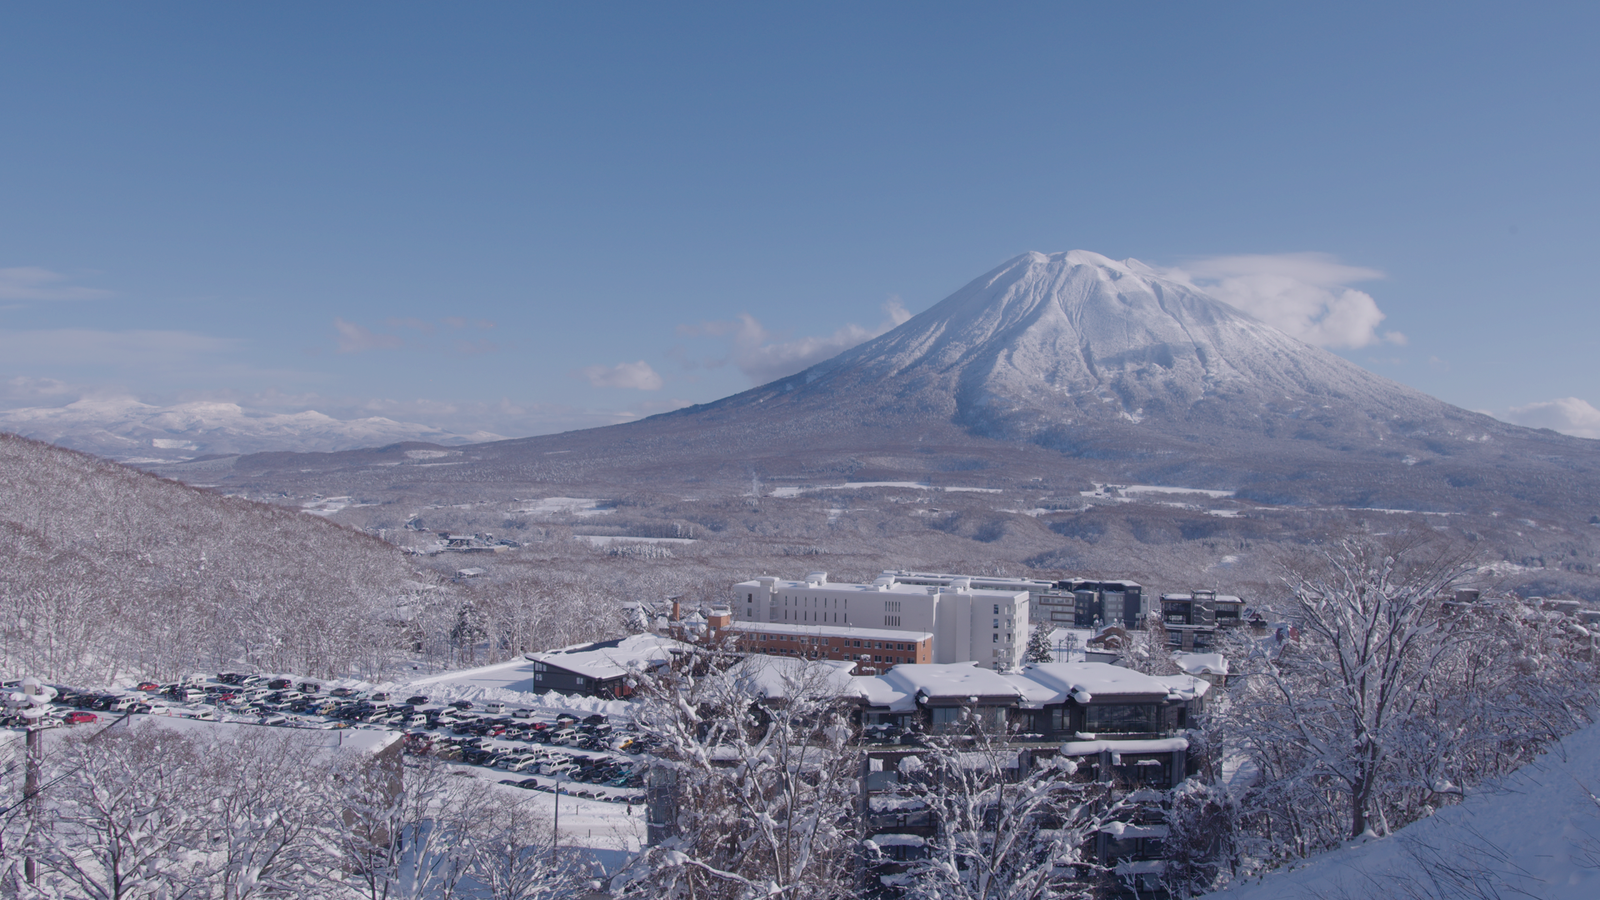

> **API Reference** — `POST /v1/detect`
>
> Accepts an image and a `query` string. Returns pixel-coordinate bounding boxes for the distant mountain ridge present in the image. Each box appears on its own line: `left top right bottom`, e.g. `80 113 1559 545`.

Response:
0 397 504 461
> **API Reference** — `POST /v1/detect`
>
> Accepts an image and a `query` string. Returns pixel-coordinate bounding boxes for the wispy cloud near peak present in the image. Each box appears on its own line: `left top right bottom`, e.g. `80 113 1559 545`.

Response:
1164 253 1405 349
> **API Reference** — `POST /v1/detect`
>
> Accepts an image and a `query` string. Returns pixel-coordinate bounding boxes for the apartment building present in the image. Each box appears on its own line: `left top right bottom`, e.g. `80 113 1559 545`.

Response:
732 572 1029 669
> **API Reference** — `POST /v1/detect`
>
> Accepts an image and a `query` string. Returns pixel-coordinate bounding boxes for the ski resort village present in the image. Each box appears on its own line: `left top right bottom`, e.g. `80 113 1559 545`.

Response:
6 545 1598 899
8 8 1600 894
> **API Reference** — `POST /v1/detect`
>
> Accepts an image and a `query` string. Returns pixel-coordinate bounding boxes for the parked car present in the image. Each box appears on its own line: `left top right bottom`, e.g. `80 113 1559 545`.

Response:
329 687 356 698
65 711 98 725
405 695 429 706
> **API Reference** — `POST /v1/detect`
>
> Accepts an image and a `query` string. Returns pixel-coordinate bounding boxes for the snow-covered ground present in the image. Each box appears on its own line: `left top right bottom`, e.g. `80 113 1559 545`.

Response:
1204 715 1600 899
512 497 615 517
573 535 697 547
1082 483 1236 500
769 482 1001 498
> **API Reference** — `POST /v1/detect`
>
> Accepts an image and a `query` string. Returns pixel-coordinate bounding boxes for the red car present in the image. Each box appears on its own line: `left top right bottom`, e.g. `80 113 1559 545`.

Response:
65 711 98 725
137 682 160 692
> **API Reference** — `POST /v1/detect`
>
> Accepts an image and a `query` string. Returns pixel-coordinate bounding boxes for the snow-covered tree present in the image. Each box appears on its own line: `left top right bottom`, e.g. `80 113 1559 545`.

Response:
325 753 486 900
462 788 584 900
613 652 862 900
24 725 216 899
879 714 1121 900
1023 625 1053 665
1236 535 1473 841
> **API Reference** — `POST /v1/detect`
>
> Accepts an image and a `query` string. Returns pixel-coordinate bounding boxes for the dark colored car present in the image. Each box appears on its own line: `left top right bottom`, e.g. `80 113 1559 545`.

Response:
266 678 292 690
405 695 429 706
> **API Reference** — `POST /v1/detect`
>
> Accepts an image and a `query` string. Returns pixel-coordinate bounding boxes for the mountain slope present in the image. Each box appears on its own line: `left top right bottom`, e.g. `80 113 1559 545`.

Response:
0 432 421 684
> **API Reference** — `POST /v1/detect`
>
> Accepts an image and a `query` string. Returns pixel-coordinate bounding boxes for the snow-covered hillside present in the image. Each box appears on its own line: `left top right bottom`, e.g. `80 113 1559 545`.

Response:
1205 715 1600 900
0 397 503 461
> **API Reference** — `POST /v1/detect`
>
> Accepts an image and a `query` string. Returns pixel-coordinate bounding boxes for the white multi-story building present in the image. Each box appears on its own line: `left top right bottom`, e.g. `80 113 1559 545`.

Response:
731 572 1029 669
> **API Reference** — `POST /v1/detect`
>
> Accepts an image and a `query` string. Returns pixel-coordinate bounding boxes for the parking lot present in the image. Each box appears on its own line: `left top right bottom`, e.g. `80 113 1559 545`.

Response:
6 673 653 806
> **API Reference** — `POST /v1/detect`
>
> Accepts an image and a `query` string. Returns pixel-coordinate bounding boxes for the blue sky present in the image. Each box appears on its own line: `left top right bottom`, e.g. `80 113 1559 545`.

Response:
4 2 1599 438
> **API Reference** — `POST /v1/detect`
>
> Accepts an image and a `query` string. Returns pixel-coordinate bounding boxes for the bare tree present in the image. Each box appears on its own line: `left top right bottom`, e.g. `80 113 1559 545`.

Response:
881 716 1120 900
24 725 214 899
613 652 863 900
1236 534 1474 842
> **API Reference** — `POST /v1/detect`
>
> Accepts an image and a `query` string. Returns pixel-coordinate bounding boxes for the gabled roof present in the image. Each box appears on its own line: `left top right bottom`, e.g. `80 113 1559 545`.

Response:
849 662 1025 712
1010 663 1176 705
524 633 690 680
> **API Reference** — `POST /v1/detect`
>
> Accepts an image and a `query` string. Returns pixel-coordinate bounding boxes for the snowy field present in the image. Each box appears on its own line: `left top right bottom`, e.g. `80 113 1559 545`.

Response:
1081 483 1236 500
512 497 615 517
768 482 1004 498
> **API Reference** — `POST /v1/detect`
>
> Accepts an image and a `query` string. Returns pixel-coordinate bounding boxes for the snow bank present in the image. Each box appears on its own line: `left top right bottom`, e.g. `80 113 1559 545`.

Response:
1202 717 1600 899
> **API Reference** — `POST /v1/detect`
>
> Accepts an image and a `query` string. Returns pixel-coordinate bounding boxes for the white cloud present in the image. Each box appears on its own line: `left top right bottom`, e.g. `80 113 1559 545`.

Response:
1500 398 1600 439
333 318 403 353
681 297 912 385
0 267 112 301
1166 253 1405 349
577 360 664 390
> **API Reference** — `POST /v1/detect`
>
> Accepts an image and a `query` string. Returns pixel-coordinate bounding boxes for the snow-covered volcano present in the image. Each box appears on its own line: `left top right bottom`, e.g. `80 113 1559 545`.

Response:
738 250 1451 439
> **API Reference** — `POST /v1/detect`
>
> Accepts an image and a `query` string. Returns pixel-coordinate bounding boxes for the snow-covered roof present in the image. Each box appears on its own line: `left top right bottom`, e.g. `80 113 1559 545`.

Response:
726 621 933 643
1173 652 1229 677
524 633 689 680
850 662 1025 712
1058 737 1188 756
32 714 403 757
867 833 927 847
1160 592 1242 603
726 656 858 701
1010 663 1177 705
1153 673 1212 701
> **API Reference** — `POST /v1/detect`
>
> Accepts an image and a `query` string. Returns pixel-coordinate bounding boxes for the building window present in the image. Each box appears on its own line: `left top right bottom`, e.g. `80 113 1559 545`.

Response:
1085 704 1159 733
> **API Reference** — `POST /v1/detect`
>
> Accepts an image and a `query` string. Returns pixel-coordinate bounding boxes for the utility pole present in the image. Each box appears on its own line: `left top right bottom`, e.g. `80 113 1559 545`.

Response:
21 678 43 886
551 771 562 855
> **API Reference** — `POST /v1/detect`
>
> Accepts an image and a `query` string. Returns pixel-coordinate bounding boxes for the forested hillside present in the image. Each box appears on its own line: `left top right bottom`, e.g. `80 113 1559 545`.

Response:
0 433 426 684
